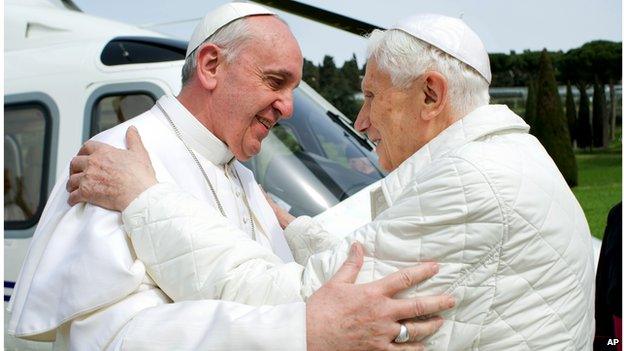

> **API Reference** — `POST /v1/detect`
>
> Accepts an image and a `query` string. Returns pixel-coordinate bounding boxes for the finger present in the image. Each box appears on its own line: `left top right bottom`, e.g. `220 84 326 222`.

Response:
126 126 147 154
67 189 84 206
373 262 439 296
327 242 364 284
66 172 83 192
69 156 89 175
387 342 424 351
390 295 455 321
403 316 444 342
77 140 108 156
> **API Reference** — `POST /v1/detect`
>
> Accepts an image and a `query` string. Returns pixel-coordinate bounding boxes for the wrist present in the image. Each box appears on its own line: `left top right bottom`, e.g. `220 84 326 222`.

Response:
120 180 158 211
305 300 320 351
279 212 296 229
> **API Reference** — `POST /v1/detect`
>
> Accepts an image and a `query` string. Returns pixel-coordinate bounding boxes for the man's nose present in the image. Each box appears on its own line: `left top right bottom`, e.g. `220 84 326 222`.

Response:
273 91 295 119
354 107 370 132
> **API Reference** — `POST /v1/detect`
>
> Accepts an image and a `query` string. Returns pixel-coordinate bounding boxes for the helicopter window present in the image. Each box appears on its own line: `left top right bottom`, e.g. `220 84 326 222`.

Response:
101 37 187 66
4 103 51 228
91 93 156 135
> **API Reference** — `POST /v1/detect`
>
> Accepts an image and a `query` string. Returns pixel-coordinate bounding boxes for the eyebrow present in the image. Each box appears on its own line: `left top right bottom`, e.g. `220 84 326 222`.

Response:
265 70 293 81
265 69 300 88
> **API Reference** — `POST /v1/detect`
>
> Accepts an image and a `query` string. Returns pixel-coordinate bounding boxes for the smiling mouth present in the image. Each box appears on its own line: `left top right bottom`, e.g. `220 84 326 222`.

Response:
256 115 274 130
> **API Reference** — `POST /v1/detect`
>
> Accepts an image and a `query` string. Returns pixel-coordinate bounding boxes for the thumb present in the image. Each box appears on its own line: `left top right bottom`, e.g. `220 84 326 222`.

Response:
328 242 364 284
126 126 146 153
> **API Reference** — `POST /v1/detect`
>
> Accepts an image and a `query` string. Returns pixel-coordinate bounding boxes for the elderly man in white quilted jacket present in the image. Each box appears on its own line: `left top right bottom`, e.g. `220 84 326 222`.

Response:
69 14 596 350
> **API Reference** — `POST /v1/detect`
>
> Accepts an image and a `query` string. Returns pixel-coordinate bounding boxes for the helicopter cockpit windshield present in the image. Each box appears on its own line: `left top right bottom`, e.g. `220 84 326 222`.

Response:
242 86 385 217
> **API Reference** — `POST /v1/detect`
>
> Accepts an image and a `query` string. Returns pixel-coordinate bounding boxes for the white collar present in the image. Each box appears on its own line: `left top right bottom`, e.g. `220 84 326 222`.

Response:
157 95 234 166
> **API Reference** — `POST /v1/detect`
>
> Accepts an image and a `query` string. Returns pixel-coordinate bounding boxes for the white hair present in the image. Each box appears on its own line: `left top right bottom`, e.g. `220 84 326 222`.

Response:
181 17 253 86
366 29 490 117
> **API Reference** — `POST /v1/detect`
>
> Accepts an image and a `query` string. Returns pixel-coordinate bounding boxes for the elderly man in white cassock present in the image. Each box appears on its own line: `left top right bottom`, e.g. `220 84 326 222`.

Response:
8 3 453 351
66 12 596 351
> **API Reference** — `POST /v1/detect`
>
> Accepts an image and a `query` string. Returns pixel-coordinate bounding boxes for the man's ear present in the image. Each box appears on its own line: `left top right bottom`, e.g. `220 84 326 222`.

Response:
420 71 448 121
195 44 222 91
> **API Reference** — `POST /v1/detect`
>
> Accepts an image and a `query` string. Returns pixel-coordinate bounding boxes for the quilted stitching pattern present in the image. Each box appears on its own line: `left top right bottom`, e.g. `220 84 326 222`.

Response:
284 216 341 265
297 107 594 350
124 183 304 306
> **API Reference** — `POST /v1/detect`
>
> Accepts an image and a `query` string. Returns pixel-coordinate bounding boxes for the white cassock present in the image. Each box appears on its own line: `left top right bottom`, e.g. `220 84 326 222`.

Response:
7 95 305 350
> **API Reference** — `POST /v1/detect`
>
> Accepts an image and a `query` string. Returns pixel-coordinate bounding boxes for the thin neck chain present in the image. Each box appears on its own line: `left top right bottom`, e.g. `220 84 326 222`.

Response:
156 102 255 239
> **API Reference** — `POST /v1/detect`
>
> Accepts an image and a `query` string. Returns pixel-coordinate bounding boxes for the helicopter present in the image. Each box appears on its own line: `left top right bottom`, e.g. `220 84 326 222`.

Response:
4 1 602 349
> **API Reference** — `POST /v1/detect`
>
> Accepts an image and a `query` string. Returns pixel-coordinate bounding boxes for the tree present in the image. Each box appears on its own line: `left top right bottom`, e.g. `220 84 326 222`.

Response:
576 84 592 149
572 41 622 140
524 78 537 130
589 41 624 140
302 59 320 90
565 82 577 146
609 83 618 140
592 80 608 148
489 41 621 89
341 54 361 92
532 50 577 186
489 53 514 87
489 50 564 87
318 56 360 121
319 55 339 89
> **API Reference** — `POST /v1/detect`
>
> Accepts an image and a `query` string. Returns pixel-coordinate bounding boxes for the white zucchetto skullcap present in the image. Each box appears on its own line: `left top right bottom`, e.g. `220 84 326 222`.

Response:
392 14 491 84
186 2 275 58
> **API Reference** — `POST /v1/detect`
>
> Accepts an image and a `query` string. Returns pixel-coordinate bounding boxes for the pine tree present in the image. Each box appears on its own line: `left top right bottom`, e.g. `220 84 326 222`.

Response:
302 59 320 91
341 54 361 93
319 55 340 90
533 50 578 186
318 56 359 121
565 82 577 146
524 79 537 131
576 84 592 149
609 80 617 140
592 80 608 148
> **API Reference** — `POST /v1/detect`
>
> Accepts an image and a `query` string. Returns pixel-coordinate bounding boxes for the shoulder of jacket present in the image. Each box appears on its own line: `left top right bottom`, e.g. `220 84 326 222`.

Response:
90 109 160 147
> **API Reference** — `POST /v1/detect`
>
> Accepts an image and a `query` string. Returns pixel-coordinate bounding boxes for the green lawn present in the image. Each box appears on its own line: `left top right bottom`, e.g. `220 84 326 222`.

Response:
572 151 621 239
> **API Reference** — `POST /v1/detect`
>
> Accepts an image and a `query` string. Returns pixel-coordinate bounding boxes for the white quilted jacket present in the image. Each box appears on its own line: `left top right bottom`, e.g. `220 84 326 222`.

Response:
124 105 595 350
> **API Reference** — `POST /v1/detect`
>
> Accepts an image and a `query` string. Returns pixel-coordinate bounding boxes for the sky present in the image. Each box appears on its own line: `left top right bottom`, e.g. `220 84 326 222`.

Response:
74 0 622 66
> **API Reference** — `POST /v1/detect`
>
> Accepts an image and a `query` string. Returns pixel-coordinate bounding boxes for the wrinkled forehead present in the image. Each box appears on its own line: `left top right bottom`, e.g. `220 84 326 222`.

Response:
361 59 390 90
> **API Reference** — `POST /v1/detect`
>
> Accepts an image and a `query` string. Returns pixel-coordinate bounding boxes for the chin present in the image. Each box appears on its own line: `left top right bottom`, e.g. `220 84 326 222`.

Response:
232 138 261 160
378 158 393 172
230 148 250 161
381 164 395 172
240 146 261 161
235 155 251 161
376 150 392 172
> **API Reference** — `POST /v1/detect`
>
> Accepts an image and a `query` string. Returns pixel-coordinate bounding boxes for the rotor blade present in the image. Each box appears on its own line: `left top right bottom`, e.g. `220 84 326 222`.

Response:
249 0 384 36
139 17 203 29
60 0 82 11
